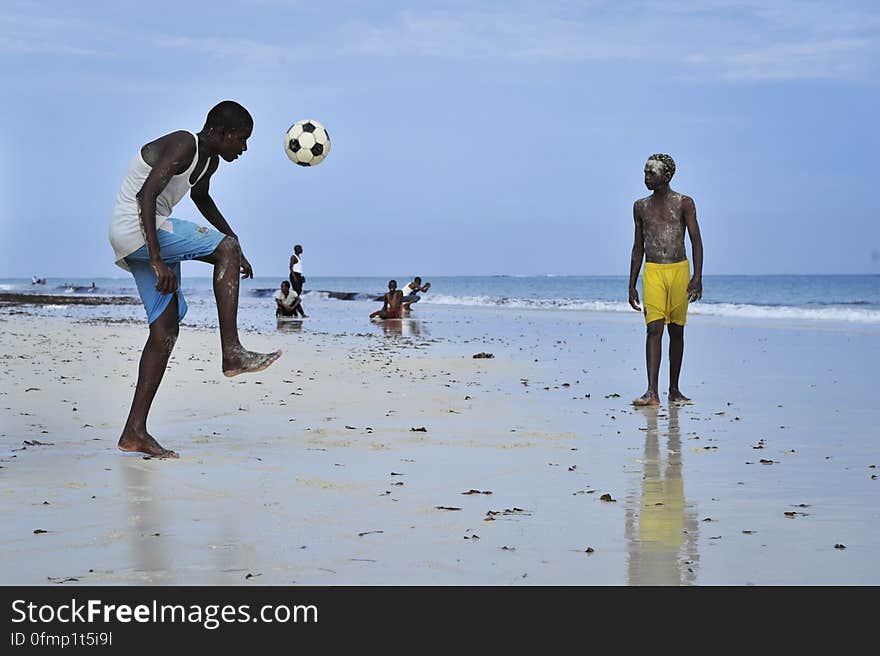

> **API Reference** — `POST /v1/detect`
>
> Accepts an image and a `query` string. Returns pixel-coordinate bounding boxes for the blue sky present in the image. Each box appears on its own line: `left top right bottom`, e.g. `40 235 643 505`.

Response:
0 0 878 277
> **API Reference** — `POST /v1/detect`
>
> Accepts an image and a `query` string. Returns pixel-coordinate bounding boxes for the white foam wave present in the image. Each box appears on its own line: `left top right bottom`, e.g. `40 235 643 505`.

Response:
423 294 880 323
689 302 880 323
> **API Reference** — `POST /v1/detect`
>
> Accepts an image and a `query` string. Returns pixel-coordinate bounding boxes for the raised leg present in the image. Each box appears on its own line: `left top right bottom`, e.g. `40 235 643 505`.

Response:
198 236 281 376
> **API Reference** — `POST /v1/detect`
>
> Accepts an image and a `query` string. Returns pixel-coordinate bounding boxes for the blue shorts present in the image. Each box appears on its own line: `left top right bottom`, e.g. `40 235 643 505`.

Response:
124 218 226 324
402 293 420 304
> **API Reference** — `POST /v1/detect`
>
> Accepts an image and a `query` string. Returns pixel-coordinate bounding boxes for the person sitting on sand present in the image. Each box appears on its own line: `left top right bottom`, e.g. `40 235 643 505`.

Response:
275 280 301 317
370 280 404 319
108 100 282 458
628 153 703 407
401 276 431 312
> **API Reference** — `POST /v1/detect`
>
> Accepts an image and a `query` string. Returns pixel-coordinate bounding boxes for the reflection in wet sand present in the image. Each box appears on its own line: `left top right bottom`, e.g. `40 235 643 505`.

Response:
376 318 425 338
277 318 303 333
122 460 246 584
626 405 700 585
121 460 170 581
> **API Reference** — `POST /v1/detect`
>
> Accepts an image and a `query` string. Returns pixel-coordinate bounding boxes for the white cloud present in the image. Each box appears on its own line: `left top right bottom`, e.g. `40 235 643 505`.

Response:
0 1 877 82
0 2 116 56
688 38 876 82
331 3 879 82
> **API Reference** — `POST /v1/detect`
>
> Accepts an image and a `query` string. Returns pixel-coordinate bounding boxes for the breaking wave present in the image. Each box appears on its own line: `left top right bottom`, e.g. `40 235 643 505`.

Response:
421 294 880 323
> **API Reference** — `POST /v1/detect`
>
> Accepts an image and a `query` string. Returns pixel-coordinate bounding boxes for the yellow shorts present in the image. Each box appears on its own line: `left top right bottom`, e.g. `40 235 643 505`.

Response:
642 260 690 326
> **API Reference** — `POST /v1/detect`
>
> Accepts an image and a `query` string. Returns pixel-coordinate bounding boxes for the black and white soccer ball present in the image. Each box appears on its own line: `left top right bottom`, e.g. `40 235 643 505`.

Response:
284 119 330 167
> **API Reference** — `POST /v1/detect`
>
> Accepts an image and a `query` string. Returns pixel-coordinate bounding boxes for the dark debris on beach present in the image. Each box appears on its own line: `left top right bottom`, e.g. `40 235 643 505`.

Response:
0 292 140 307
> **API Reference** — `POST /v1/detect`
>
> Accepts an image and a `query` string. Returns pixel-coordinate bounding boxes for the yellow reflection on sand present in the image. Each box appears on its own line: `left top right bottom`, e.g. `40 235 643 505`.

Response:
626 404 700 585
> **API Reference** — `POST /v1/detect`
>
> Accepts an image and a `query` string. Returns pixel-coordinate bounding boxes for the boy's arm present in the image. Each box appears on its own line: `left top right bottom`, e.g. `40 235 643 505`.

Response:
136 133 195 294
683 196 703 301
190 159 254 279
289 255 297 274
628 202 645 311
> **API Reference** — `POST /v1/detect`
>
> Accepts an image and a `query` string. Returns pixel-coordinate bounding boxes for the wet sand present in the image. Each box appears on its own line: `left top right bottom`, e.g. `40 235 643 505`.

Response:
0 312 877 585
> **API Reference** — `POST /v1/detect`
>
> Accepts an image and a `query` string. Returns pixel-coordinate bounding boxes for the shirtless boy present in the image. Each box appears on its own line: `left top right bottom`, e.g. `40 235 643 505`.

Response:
109 100 282 458
628 154 703 406
370 280 404 320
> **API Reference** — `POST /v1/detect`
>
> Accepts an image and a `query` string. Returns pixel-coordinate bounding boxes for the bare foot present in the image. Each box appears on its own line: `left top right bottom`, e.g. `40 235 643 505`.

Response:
633 391 661 406
223 348 282 377
669 389 692 404
118 429 179 458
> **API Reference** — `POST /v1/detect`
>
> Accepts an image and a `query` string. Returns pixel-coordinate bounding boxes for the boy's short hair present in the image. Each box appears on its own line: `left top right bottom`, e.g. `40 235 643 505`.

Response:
414 276 422 283
204 101 253 133
281 280 290 287
647 153 676 179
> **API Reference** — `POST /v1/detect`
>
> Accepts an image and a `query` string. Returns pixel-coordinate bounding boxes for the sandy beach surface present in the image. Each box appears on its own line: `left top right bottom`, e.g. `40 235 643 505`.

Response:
1 308 877 585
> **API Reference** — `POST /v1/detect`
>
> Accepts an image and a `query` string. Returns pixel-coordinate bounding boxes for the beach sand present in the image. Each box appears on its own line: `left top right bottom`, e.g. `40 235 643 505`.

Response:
0 310 877 585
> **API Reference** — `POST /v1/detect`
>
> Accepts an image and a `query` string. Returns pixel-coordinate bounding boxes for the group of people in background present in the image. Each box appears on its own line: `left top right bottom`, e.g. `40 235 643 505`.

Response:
275 244 307 318
274 245 432 323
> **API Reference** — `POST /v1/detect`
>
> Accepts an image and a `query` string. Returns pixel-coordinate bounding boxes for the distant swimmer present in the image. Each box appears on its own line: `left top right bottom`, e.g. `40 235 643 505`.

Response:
370 279 404 320
288 244 307 318
628 153 703 406
108 101 282 458
275 280 301 317
401 276 431 313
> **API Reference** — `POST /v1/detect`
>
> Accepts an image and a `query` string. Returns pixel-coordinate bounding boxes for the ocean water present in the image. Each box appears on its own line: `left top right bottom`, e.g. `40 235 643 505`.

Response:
2 274 879 337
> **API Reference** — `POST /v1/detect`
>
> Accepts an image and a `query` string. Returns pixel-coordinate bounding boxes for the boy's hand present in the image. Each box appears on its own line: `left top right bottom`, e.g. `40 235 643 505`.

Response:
240 253 254 279
628 287 641 311
687 276 702 302
151 260 178 294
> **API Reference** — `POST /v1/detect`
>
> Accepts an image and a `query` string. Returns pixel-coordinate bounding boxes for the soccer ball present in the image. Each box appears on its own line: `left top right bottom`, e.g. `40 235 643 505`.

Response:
284 119 330 167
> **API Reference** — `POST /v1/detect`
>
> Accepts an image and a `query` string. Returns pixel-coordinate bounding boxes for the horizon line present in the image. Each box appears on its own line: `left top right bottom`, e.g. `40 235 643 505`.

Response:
5 273 879 280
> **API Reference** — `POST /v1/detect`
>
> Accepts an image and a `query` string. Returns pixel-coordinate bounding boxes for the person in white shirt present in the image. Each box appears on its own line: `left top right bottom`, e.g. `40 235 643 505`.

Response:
288 244 307 317
108 101 282 459
275 280 301 317
401 276 431 312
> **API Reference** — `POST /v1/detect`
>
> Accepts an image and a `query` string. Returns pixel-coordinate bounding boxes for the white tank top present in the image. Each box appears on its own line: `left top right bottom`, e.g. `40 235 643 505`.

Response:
108 131 210 269
292 253 303 274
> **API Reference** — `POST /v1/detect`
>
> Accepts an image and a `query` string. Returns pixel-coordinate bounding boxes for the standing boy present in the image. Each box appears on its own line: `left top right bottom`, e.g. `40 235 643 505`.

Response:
288 244 307 317
109 100 282 458
628 154 703 406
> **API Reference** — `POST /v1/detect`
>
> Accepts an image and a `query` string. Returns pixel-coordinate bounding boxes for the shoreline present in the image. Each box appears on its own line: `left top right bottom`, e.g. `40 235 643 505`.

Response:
0 292 139 307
